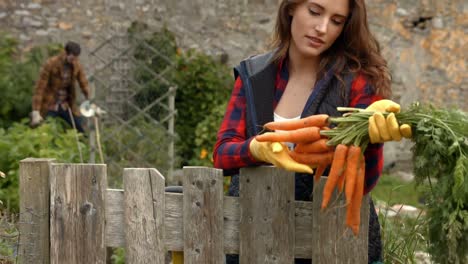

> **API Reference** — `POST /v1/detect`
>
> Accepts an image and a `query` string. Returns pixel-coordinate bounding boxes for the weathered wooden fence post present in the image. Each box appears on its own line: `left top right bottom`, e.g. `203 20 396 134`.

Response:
123 168 166 263
49 163 107 264
18 158 55 264
28 163 368 263
183 167 224 263
239 166 296 263
105 189 124 248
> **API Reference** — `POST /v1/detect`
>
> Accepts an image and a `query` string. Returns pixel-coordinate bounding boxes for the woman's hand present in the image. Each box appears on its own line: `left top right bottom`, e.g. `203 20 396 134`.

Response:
365 99 412 143
255 114 334 175
249 138 313 174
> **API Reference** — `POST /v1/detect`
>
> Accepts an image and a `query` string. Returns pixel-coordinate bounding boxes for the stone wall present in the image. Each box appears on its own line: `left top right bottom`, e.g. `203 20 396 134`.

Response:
0 0 466 172
1 0 465 109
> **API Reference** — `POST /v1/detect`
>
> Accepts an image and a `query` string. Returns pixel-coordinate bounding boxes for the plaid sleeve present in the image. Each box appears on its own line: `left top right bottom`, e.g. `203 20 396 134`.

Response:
32 60 51 111
213 77 261 171
349 74 384 194
76 63 90 99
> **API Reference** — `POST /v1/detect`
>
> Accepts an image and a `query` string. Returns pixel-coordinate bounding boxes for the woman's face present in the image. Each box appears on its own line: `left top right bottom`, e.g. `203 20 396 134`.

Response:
289 0 349 58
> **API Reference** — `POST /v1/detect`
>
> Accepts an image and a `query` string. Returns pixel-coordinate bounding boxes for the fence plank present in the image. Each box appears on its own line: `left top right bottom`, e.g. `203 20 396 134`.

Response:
165 193 183 251
123 168 165 264
239 166 295 264
106 192 240 254
183 167 224 263
108 194 369 260
223 196 240 254
18 158 54 264
312 177 369 263
105 191 315 257
105 189 125 247
104 170 370 260
294 201 313 257
50 163 107 264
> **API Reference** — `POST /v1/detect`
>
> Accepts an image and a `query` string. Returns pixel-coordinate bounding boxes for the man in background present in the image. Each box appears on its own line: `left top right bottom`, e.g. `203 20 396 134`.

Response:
30 41 89 132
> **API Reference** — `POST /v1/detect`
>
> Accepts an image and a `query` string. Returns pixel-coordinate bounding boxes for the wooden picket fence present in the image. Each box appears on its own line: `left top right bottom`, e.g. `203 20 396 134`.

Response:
18 158 369 264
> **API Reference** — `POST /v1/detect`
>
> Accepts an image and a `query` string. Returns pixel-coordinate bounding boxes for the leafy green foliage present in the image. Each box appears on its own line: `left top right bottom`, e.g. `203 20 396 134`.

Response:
0 33 62 127
404 104 468 263
110 247 125 264
172 50 232 164
0 213 17 262
101 118 174 188
190 101 228 166
129 26 233 166
130 23 178 122
0 119 88 212
324 103 468 262
130 23 178 74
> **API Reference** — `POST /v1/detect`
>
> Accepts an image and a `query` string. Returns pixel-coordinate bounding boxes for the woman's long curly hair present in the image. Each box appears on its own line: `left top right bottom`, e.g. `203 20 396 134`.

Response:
270 0 392 98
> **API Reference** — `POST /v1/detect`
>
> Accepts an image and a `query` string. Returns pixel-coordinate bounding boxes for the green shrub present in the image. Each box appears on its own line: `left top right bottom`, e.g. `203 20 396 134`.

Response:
129 26 233 166
101 117 174 188
110 247 125 264
190 101 228 166
131 25 178 122
130 23 178 74
0 118 88 212
172 50 232 165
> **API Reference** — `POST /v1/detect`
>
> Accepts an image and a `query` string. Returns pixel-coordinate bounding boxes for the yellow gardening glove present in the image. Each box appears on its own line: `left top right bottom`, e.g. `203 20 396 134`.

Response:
249 138 313 174
366 99 412 143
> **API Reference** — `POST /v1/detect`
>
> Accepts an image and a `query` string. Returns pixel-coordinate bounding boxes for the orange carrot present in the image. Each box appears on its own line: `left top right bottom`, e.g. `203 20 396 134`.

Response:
314 164 327 183
255 126 321 143
321 144 348 210
289 151 334 166
345 199 354 234
337 165 346 193
264 114 329 131
346 155 365 235
344 146 361 204
294 139 333 153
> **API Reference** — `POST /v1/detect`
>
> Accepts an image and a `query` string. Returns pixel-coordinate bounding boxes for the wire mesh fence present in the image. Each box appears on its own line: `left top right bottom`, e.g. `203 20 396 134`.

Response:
0 210 50 263
0 212 17 263
88 24 178 187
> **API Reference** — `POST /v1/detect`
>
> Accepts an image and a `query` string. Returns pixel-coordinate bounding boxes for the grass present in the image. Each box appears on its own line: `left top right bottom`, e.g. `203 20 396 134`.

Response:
371 173 426 207
371 173 430 264
379 211 429 263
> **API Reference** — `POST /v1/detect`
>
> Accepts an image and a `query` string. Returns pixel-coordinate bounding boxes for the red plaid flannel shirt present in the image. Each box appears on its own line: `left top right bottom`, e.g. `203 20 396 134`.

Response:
213 61 384 194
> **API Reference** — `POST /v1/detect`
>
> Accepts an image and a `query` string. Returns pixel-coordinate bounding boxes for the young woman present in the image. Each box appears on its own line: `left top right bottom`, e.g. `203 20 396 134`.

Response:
214 0 399 262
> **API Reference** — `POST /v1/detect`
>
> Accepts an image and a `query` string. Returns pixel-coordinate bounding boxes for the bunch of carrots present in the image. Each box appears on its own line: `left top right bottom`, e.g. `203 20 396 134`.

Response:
255 101 468 239
255 114 365 235
255 101 468 263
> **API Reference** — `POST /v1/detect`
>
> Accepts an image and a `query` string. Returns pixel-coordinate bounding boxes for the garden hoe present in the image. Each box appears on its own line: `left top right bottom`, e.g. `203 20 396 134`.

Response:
79 100 106 164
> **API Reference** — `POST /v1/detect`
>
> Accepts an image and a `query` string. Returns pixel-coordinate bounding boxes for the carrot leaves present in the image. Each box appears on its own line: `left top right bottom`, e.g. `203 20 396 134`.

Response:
322 102 467 263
